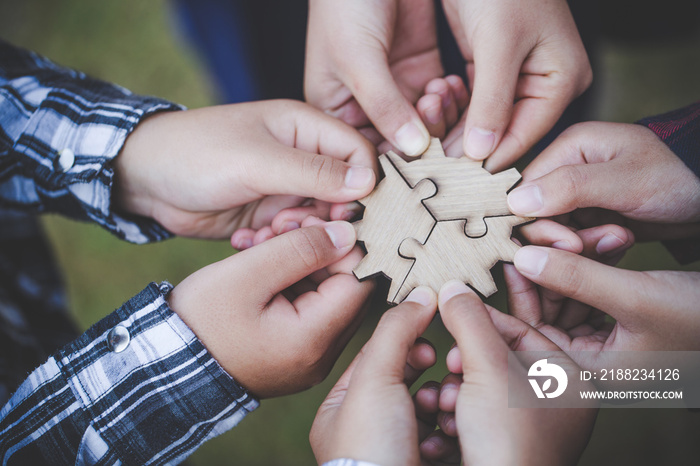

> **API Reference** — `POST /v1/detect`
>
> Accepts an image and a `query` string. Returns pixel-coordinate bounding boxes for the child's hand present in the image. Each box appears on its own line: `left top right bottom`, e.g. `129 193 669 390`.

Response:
167 217 374 398
437 281 597 466
310 287 460 465
507 122 700 241
113 100 377 241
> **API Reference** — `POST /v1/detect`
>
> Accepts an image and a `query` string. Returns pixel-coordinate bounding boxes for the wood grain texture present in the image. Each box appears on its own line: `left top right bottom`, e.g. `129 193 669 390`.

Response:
353 138 533 304
353 153 437 302
396 215 532 302
386 138 521 237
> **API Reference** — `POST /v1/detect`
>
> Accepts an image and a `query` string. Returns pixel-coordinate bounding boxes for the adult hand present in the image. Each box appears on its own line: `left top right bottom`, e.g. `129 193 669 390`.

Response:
311 287 460 465
440 0 591 171
507 245 700 368
168 217 374 398
306 0 441 156
114 100 377 242
507 122 700 241
438 281 597 466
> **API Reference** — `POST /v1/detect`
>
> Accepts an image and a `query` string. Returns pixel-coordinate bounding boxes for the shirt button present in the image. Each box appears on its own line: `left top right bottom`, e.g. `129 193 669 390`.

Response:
58 148 75 171
107 325 130 353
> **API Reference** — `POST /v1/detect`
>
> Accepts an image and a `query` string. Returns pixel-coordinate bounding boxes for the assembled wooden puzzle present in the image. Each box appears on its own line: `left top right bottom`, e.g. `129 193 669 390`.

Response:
353 138 533 304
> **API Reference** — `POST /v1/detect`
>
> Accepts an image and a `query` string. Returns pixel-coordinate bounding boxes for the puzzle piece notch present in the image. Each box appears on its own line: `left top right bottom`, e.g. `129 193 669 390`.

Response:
394 215 532 303
386 139 521 237
353 152 438 302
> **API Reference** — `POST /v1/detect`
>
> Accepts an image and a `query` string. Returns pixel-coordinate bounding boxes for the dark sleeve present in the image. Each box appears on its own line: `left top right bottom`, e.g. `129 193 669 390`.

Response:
636 102 700 264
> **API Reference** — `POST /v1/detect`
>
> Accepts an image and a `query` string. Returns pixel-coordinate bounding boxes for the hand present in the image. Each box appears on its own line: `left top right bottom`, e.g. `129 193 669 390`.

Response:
442 0 591 171
310 287 460 466
306 0 441 156
113 100 377 241
437 281 597 466
507 122 700 241
507 244 700 366
167 217 374 398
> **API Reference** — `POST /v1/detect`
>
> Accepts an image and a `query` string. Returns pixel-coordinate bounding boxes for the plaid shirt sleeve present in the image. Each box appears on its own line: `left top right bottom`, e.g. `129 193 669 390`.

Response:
0 282 259 465
0 40 181 244
636 102 700 264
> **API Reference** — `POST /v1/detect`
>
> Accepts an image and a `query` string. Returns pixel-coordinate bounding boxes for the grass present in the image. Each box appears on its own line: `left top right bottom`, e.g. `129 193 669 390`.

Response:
2 1 700 464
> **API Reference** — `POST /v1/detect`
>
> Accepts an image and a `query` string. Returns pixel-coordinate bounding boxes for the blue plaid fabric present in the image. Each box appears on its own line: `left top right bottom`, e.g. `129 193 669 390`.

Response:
0 283 259 464
0 39 180 244
0 41 259 463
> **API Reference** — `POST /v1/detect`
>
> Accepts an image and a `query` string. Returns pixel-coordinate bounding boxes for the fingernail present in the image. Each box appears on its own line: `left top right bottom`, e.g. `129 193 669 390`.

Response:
507 185 543 215
438 280 472 307
440 384 459 406
280 221 300 234
395 121 429 156
552 240 574 252
464 127 495 160
424 104 443 125
596 232 626 255
514 246 548 276
404 286 436 306
235 237 253 250
324 221 356 249
344 166 374 190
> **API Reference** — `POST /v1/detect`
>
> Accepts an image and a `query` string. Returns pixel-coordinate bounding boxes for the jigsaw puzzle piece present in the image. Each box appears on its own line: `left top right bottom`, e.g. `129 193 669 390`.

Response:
385 139 522 238
395 215 531 303
353 153 438 302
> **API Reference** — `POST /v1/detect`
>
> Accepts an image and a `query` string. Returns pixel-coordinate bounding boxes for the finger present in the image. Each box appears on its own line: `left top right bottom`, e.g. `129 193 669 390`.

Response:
414 381 441 440
483 91 571 172
438 372 462 413
258 148 376 203
342 54 431 156
438 281 509 374
424 78 457 131
575 224 635 261
462 45 522 161
445 345 461 375
253 226 275 245
417 94 446 139
518 219 583 253
232 221 357 304
271 204 332 234
419 430 461 464
445 75 470 115
437 411 457 438
512 246 651 321
351 287 438 384
330 201 363 222
405 338 438 386
230 229 255 250
503 263 546 326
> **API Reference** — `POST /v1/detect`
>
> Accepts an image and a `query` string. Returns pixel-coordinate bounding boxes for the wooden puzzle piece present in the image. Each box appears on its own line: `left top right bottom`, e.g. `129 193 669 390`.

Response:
394 215 532 303
353 153 438 302
386 138 521 237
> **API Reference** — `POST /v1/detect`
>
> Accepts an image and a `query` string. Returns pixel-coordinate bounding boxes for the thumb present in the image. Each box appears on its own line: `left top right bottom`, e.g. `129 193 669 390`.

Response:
438 281 509 376
256 147 376 203
462 45 521 161
352 287 438 385
344 53 431 156
512 246 648 322
233 221 357 303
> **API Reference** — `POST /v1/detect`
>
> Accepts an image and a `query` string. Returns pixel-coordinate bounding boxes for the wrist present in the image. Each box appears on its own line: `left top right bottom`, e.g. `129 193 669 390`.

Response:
113 112 171 219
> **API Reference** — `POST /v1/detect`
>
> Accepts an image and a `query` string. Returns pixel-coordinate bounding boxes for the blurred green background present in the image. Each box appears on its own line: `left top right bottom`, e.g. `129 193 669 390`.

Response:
2 1 700 464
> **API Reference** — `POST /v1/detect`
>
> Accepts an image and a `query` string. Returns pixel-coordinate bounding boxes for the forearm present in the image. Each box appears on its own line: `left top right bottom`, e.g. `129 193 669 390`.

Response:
0 282 258 465
0 40 181 243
